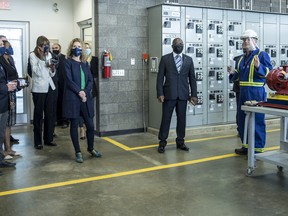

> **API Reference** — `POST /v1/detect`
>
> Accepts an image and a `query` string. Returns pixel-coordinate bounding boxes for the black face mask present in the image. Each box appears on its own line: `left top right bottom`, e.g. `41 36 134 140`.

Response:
52 50 60 55
173 45 183 54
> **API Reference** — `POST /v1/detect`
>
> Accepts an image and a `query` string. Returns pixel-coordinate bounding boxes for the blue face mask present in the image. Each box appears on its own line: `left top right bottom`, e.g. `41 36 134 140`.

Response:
43 45 49 53
0 47 5 55
5 47 14 55
72 47 82 57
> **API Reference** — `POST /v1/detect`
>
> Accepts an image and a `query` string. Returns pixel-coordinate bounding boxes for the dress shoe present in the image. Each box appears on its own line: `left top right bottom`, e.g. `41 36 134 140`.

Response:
235 147 248 155
75 152 83 163
158 145 165 153
88 149 102 158
0 160 16 168
177 144 190 151
61 124 69 128
10 135 19 144
34 145 43 150
10 135 19 142
44 142 57 146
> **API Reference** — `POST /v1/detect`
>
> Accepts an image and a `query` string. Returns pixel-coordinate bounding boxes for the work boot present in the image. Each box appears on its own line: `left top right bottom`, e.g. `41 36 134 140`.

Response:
235 147 248 155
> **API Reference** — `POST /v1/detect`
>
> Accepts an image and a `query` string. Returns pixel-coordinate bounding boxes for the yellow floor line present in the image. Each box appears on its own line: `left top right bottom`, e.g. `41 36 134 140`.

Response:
129 134 236 150
0 153 237 197
102 137 131 151
103 128 280 151
0 147 280 197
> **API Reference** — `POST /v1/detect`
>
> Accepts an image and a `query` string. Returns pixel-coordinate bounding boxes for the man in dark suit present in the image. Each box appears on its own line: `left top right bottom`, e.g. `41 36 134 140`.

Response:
156 38 198 153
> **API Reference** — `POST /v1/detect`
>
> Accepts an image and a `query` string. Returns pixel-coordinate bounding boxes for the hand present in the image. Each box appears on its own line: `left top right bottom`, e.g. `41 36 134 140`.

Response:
189 97 198 105
158 96 164 103
37 47 44 60
254 55 260 69
227 66 235 74
79 90 86 98
7 81 17 92
47 62 55 71
82 96 87 102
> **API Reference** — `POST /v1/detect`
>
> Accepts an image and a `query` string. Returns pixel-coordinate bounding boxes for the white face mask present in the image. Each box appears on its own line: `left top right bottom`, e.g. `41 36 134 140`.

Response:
86 48 91 56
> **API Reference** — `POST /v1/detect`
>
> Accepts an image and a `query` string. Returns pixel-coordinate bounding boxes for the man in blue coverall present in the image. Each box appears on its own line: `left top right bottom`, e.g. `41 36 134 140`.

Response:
231 29 273 155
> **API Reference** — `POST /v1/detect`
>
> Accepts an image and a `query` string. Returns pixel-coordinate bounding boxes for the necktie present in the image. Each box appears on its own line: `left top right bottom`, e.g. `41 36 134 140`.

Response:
175 55 182 73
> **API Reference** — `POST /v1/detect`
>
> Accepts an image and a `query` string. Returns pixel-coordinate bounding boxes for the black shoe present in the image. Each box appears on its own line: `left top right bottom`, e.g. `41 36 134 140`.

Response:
177 144 190 151
10 135 19 143
34 145 43 150
61 124 69 128
158 145 166 153
235 147 248 155
44 142 57 146
0 160 16 168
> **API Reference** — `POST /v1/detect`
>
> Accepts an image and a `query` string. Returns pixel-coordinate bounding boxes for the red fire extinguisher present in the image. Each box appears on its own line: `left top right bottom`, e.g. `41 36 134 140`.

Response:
102 50 112 78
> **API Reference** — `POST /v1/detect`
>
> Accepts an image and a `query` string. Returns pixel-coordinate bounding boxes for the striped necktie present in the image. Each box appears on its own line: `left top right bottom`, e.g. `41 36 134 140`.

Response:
175 54 182 73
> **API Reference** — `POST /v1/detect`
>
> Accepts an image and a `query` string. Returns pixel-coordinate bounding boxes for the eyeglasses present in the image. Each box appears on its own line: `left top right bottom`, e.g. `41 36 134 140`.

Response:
241 38 251 42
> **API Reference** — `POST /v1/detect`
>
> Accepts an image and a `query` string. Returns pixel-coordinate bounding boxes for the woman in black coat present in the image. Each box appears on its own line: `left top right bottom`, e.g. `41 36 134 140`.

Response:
63 38 101 163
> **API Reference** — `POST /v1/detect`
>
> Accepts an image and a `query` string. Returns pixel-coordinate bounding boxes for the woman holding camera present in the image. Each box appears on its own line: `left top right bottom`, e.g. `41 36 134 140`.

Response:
63 38 101 163
30 36 57 150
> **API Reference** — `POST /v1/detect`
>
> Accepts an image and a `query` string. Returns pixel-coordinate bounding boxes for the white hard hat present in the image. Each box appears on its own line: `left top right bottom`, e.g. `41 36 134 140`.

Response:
240 29 258 40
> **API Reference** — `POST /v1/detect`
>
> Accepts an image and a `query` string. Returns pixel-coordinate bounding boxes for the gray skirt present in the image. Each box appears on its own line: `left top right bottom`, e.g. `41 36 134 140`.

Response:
7 91 16 127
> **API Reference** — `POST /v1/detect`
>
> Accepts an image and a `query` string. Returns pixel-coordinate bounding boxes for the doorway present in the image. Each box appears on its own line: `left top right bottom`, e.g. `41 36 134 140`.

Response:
0 21 30 124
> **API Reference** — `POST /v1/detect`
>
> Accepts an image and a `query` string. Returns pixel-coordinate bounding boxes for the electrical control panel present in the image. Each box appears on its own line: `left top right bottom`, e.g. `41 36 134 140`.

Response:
208 44 224 66
186 43 203 67
208 20 224 43
148 4 285 130
280 45 288 66
264 44 278 68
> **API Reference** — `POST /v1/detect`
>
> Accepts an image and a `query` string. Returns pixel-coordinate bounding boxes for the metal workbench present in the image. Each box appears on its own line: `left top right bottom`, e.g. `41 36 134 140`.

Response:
242 105 288 176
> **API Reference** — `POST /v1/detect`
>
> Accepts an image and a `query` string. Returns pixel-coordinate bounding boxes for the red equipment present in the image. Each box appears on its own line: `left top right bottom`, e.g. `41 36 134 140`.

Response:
266 66 288 95
102 50 112 78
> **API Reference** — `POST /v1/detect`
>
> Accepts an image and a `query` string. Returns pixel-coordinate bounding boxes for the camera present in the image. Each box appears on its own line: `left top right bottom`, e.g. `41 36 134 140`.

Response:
17 77 29 88
49 52 59 66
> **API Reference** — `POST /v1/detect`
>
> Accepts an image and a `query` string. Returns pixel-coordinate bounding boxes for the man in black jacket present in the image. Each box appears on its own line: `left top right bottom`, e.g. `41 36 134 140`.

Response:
156 38 197 153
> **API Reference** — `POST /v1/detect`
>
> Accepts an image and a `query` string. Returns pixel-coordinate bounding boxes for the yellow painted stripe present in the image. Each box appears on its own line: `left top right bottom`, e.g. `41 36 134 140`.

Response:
0 153 237 197
129 134 236 150
104 129 280 151
102 137 131 151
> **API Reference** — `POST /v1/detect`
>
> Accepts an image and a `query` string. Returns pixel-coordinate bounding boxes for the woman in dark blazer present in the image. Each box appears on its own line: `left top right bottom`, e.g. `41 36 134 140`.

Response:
63 38 101 163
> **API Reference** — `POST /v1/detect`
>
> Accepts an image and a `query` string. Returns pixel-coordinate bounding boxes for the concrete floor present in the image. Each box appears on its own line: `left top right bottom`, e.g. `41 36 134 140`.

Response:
0 124 288 216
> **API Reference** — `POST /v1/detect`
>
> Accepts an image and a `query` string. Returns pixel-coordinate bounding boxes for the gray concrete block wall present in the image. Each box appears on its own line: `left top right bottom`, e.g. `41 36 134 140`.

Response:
94 0 288 136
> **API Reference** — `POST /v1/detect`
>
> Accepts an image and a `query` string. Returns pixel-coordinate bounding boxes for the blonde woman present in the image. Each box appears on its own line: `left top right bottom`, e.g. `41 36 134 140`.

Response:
63 38 101 163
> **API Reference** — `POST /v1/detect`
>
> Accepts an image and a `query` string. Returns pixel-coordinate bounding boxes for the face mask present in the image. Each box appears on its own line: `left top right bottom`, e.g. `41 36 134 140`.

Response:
0 47 5 55
52 50 60 55
5 47 13 55
43 45 49 53
72 47 82 57
173 44 183 54
86 48 91 56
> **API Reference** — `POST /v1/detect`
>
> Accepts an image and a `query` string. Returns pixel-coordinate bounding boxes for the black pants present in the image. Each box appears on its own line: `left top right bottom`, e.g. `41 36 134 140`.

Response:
69 102 94 153
158 99 187 146
32 88 57 146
